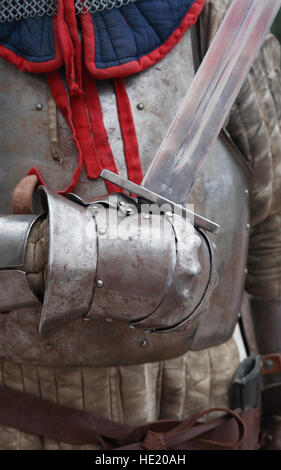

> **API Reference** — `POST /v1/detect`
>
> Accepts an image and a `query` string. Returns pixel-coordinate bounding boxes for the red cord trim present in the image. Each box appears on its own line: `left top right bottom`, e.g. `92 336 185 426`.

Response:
69 92 102 180
29 71 102 194
113 78 143 185
56 0 82 95
83 67 122 193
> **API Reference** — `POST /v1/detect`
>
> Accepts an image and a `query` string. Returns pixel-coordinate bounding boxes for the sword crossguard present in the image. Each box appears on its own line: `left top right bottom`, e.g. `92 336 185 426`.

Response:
101 169 220 234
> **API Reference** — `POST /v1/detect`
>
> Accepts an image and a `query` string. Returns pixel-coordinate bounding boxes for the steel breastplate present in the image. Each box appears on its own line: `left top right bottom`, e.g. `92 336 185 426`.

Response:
0 29 250 366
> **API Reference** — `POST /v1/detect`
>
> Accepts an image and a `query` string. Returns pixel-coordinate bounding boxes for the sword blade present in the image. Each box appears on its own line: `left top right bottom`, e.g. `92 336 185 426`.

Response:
142 0 281 204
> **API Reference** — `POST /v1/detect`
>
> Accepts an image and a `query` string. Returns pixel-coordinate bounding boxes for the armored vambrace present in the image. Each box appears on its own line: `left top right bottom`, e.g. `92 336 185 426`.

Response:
0 187 216 342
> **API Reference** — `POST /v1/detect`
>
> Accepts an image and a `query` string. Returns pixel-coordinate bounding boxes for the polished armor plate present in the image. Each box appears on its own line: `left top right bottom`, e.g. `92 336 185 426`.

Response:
0 214 40 268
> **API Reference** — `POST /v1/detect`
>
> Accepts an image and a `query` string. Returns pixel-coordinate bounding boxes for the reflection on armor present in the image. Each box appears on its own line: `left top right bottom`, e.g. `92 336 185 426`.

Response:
39 187 213 337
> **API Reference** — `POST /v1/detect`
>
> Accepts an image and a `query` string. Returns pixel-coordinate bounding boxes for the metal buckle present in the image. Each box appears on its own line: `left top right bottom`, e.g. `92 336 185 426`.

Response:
230 355 262 410
262 354 281 376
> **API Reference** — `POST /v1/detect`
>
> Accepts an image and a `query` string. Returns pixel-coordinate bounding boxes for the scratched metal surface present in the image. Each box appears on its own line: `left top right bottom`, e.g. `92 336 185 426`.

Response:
0 30 250 364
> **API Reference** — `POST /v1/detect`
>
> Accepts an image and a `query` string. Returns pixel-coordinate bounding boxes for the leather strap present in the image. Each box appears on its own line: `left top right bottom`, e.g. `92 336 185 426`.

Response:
261 419 281 450
262 383 281 416
47 87 62 163
0 385 260 450
12 174 39 214
261 355 281 416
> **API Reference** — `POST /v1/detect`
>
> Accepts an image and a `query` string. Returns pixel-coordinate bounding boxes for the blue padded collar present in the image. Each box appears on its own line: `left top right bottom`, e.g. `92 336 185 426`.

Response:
0 0 204 76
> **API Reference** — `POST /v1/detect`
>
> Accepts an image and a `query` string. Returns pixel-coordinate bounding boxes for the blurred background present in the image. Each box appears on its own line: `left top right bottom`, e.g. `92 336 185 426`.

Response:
272 7 281 44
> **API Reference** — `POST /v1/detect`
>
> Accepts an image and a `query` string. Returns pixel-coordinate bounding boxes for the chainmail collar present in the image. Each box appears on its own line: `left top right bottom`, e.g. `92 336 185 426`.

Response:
0 0 137 23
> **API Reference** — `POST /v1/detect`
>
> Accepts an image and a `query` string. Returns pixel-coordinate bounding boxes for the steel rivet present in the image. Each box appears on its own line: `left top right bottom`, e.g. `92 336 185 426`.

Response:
83 316 90 322
97 279 104 288
98 227 106 235
143 213 151 219
264 359 274 371
137 103 144 110
126 207 134 215
267 434 273 442
166 211 173 218
46 344 52 351
245 268 248 275
118 201 125 207
91 206 99 217
246 224 251 230
35 103 43 110
129 324 136 329
245 189 249 194
106 318 113 323
140 339 148 347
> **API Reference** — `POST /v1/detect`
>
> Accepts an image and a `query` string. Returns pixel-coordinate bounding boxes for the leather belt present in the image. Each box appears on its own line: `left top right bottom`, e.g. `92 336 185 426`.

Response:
0 385 260 450
261 353 281 417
